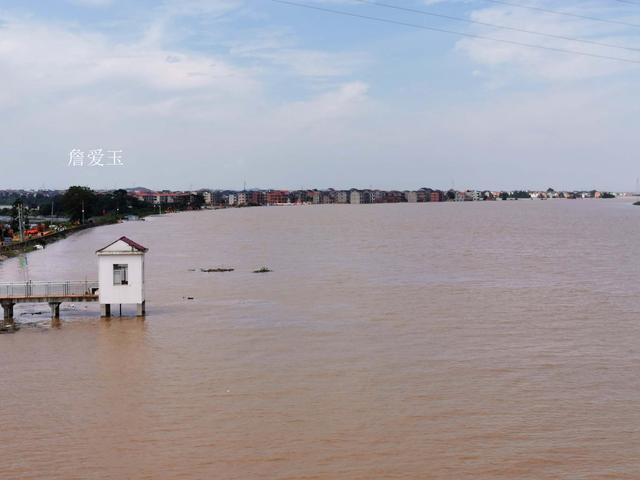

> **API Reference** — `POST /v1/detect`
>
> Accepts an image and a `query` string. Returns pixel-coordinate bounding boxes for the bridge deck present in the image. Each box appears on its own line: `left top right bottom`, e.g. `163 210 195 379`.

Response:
1 281 100 323
1 294 98 303
0 281 99 299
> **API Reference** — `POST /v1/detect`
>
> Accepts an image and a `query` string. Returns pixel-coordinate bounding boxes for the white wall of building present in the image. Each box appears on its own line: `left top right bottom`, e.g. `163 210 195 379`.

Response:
97 241 145 305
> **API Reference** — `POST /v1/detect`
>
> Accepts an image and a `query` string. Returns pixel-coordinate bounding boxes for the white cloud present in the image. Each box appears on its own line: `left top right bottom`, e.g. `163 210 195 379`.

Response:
275 81 369 124
67 0 113 6
159 0 243 17
0 7 376 189
454 1 640 82
0 13 257 108
240 48 369 78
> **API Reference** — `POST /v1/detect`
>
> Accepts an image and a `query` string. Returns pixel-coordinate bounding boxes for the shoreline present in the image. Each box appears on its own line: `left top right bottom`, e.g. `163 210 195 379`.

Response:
2 198 636 263
0 219 118 262
0 209 191 264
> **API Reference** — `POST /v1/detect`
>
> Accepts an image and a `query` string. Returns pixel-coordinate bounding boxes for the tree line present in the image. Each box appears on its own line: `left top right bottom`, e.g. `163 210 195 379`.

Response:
3 187 155 225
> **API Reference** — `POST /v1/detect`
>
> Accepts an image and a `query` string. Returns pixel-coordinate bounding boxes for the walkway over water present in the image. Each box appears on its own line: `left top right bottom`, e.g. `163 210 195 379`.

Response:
0 281 99 323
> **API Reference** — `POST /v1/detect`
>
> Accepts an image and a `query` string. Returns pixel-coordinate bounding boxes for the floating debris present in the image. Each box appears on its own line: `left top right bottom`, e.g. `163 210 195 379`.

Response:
0 324 19 334
253 266 272 273
200 268 235 273
187 297 195 300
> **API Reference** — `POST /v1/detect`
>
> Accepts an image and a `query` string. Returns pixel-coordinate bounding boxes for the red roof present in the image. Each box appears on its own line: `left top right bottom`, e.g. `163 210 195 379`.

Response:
96 236 148 253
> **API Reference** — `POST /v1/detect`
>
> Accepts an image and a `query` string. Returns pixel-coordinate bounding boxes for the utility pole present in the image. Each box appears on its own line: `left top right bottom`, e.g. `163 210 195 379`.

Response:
81 200 85 224
18 203 25 242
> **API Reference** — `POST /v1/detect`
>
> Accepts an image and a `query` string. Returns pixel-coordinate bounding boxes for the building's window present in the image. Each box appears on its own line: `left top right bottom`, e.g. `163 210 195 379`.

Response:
113 264 128 285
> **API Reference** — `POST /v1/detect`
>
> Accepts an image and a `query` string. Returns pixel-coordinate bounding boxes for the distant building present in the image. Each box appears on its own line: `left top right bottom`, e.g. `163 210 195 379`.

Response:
430 191 443 202
350 190 373 204
211 191 226 205
384 191 405 203
462 190 477 201
131 191 189 205
321 193 333 204
370 190 385 203
483 191 495 201
419 188 434 202
247 191 265 205
288 190 309 204
335 191 350 204
236 192 248 206
266 190 288 205
406 191 418 203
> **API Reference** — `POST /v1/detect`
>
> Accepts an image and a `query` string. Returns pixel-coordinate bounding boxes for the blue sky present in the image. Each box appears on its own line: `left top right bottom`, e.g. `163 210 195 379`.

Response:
1 0 639 191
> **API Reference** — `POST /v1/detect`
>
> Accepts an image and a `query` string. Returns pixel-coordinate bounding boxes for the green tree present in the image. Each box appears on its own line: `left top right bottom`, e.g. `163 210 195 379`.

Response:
38 195 63 217
112 189 129 214
61 186 97 222
190 193 205 209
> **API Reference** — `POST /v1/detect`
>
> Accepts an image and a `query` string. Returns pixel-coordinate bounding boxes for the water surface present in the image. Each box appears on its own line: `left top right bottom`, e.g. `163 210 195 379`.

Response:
1 200 639 479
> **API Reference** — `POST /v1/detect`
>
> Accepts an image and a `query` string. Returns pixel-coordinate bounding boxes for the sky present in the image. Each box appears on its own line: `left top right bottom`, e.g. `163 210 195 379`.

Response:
1 0 639 191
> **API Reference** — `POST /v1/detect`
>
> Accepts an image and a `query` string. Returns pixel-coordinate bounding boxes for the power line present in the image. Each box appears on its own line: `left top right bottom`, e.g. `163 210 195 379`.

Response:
354 0 640 53
271 0 640 65
481 0 640 29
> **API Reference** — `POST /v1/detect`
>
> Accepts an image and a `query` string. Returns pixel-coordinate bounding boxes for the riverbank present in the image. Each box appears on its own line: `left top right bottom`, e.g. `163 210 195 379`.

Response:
0 217 119 262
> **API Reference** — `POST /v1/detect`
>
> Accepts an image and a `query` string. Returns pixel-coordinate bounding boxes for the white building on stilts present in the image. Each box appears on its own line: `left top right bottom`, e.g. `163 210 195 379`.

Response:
96 236 148 317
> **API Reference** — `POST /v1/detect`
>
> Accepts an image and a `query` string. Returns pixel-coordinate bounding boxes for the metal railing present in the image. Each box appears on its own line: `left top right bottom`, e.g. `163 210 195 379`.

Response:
0 281 99 299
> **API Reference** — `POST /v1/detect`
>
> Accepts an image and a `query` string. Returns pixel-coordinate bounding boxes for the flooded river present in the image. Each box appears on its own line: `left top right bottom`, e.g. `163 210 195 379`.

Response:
1 200 639 479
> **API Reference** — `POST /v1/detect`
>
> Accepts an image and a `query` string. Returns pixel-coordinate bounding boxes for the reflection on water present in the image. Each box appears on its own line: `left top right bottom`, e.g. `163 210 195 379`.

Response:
1 200 640 479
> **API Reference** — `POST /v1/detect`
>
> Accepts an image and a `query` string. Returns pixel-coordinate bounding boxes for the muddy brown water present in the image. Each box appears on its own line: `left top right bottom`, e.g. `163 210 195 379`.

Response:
1 200 639 479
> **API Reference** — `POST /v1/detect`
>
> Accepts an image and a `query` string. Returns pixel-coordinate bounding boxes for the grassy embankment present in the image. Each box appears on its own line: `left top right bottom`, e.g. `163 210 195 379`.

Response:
0 216 120 261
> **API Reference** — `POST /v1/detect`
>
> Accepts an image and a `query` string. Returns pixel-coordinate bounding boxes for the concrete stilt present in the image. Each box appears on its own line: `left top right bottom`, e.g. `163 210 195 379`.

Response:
100 304 111 318
48 302 61 319
136 301 146 317
1 301 15 325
